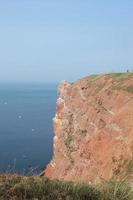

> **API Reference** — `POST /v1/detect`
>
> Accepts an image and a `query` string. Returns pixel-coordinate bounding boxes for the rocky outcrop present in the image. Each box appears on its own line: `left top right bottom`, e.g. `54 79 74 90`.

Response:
45 73 133 183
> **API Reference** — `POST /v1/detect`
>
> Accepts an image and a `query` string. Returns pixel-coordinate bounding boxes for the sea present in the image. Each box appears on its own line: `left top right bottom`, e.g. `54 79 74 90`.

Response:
0 83 57 175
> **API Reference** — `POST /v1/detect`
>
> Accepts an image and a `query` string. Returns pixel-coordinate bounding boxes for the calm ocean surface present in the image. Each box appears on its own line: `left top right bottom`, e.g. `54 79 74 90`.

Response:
0 83 57 174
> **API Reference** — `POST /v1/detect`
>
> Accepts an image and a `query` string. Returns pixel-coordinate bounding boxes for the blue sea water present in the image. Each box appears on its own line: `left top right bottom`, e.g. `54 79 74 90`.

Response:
0 83 57 174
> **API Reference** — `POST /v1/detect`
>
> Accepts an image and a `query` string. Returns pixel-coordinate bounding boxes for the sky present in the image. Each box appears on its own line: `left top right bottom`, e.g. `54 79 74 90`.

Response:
0 0 133 83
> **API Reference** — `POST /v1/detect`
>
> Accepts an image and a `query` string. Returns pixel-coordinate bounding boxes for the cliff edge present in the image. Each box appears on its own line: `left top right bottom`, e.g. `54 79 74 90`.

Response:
45 73 133 183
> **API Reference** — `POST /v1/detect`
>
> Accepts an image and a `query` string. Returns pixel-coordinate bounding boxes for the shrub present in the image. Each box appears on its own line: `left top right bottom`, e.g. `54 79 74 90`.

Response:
65 134 73 148
126 85 133 93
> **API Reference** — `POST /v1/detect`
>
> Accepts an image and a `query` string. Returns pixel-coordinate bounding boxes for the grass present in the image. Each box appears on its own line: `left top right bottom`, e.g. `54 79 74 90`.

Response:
107 72 132 82
100 179 133 200
0 173 133 200
88 72 132 82
0 175 100 200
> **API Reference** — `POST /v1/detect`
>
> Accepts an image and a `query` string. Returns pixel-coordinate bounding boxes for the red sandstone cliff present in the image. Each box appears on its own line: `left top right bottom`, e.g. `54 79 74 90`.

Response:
45 73 133 183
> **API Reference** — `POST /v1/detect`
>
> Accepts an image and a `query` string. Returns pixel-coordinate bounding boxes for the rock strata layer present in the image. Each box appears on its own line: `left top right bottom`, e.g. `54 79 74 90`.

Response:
45 73 133 183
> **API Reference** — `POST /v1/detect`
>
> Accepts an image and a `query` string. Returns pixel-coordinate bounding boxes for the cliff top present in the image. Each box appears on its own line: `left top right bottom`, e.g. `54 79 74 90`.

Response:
75 72 133 94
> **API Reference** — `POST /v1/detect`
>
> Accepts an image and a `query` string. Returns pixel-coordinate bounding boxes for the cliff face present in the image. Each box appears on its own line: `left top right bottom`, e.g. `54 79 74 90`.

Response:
45 73 133 183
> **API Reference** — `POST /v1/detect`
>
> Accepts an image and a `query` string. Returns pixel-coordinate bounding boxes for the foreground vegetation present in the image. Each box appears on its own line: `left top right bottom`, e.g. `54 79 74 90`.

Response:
0 174 133 200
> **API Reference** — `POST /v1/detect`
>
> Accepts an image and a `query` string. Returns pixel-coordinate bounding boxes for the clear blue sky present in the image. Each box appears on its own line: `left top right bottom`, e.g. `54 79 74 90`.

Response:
0 0 133 83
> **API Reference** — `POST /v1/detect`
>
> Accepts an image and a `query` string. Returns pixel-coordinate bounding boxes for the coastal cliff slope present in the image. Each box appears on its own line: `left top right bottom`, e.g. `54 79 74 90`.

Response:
45 73 133 183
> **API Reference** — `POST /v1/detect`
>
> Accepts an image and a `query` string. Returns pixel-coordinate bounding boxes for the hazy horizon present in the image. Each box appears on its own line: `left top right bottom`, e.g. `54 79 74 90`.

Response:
0 0 133 83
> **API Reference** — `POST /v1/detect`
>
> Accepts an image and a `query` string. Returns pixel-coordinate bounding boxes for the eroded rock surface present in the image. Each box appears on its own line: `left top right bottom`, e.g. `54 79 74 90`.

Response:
45 73 133 183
